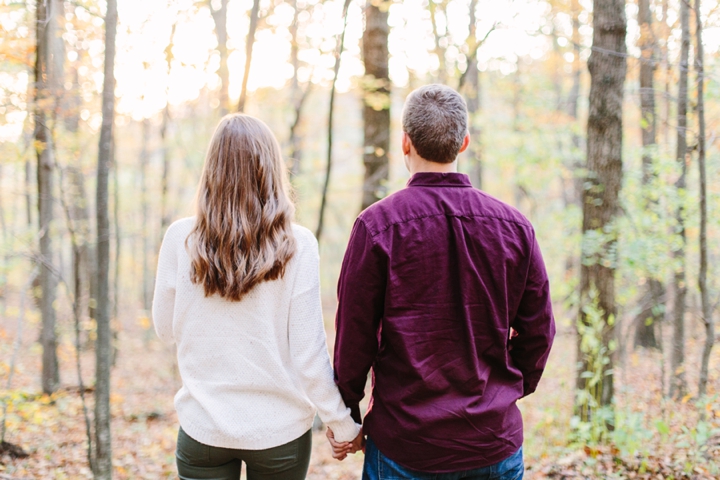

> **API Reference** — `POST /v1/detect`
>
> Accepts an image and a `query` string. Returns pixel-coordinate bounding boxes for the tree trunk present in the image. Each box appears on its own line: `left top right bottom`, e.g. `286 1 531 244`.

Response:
669 0 689 399
315 0 351 243
287 0 310 177
35 0 59 395
94 0 117 476
565 0 583 301
238 0 261 112
112 137 120 367
68 165 90 344
694 0 713 398
634 0 662 350
576 0 626 421
361 0 390 211
139 119 152 314
209 0 229 115
0 165 7 320
462 0 481 189
428 1 447 85
160 24 177 237
661 0 670 148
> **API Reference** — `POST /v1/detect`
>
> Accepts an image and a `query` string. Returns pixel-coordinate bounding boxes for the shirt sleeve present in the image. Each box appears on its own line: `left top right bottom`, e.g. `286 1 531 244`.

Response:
333 219 387 424
152 225 178 345
510 231 555 397
287 233 361 443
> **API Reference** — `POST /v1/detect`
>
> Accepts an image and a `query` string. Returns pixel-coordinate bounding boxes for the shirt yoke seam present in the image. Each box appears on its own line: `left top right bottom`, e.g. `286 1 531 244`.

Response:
361 212 533 238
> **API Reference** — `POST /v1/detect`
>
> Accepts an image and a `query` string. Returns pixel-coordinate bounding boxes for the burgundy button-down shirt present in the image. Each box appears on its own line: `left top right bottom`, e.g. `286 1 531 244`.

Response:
333 172 555 473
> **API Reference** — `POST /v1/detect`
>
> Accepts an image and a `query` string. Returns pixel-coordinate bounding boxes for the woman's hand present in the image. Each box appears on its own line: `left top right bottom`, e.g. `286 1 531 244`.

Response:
326 427 363 461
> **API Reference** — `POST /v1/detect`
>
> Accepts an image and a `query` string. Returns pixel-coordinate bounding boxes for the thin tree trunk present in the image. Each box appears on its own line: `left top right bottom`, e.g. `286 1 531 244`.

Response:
512 59 524 210
695 0 713 398
288 0 310 177
112 137 120 367
58 167 94 472
23 59 34 228
67 166 90 344
462 0 481 189
361 0 390 211
669 0 689 399
565 0 583 304
209 0 229 115
662 0 670 147
238 0 261 112
94 0 118 476
0 165 7 321
576 0 627 421
634 0 662 350
428 1 447 84
288 85 311 177
139 119 152 314
35 0 59 395
25 160 33 227
160 23 177 237
315 0 352 243
159 107 171 236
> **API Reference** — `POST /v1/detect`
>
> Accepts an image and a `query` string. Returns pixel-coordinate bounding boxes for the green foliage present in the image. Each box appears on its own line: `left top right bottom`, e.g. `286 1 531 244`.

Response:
573 288 616 445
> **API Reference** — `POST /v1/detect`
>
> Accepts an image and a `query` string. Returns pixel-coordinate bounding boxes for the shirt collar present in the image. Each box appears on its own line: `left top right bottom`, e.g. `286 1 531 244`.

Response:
407 172 473 188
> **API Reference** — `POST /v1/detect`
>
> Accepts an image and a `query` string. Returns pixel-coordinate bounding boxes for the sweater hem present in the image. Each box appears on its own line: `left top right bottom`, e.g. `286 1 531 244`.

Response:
178 415 314 451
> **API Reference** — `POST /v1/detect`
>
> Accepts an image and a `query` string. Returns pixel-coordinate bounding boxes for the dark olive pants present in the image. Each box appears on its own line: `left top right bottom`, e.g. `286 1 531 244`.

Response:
176 427 312 480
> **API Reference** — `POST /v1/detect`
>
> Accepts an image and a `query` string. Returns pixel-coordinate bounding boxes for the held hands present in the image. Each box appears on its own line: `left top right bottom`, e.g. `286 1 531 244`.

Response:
326 427 365 461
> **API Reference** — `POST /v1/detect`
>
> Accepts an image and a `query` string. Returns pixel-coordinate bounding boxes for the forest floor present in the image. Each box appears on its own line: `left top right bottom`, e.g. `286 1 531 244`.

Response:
0 304 719 479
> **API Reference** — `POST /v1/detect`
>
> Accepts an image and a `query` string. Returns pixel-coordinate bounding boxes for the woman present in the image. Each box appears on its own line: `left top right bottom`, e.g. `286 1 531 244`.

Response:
152 114 360 479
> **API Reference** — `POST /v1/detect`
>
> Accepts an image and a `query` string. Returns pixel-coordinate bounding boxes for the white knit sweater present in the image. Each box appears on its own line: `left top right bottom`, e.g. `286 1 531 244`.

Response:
152 217 360 449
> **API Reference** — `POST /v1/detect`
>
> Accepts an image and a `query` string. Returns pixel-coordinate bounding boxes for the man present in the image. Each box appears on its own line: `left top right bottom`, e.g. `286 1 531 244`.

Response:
329 84 555 479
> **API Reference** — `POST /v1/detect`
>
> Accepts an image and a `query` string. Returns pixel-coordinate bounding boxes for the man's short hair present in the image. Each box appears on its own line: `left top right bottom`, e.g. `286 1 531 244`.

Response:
402 84 468 164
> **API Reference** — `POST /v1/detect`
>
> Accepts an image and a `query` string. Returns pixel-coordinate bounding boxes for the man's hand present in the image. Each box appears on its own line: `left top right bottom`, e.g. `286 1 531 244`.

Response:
326 427 365 460
349 428 365 453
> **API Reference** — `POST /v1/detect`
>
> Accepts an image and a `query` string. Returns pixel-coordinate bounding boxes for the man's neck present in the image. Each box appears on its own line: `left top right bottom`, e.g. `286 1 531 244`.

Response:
407 156 457 175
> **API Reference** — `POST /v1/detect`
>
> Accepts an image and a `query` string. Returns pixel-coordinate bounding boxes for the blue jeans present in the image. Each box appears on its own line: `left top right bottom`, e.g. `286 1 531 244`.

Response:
362 437 523 480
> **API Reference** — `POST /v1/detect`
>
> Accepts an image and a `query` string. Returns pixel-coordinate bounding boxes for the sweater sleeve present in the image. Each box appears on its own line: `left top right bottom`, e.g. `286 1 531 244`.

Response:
152 224 179 345
287 231 361 443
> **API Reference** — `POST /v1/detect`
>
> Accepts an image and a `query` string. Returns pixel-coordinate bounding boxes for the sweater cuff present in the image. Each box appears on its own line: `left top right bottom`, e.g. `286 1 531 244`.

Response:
327 417 361 443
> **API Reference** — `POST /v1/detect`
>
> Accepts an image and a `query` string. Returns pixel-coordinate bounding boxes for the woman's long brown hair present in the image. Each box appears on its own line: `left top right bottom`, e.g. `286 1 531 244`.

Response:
187 114 296 301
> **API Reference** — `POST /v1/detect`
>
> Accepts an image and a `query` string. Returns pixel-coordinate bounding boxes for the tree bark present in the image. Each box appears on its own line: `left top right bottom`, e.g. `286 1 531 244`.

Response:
238 0 261 112
315 0 352 243
361 0 390 211
461 0 481 189
576 0 626 419
35 0 60 395
669 0 689 399
94 0 117 476
695 0 713 398
209 0 229 115
634 0 662 350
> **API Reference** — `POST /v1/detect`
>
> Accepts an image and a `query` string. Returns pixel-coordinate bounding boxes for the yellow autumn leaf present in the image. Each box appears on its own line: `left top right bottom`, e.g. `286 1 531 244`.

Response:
681 393 693 404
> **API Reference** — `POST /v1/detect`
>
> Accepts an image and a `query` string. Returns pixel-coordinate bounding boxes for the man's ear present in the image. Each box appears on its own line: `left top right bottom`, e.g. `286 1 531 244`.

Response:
402 132 411 155
458 132 470 153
